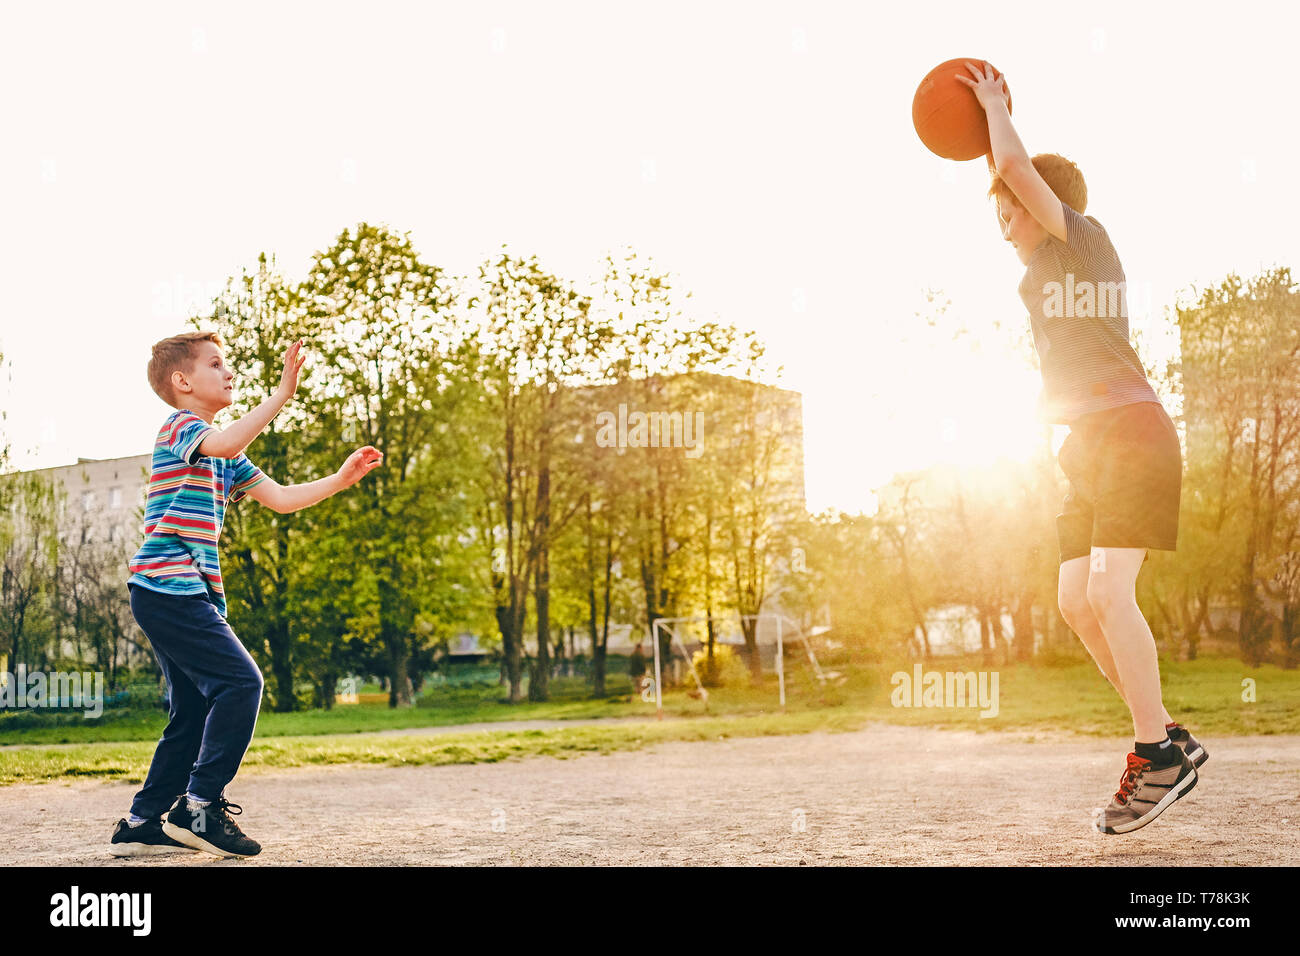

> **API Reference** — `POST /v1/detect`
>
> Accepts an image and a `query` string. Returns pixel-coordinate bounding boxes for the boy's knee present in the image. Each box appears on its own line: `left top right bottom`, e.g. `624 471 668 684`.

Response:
1057 586 1092 629
161 711 205 738
226 661 264 698
1061 605 1096 635
1085 579 1127 620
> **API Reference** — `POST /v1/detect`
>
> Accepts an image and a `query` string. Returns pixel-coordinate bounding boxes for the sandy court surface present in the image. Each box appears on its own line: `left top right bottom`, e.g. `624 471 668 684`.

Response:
2 722 1297 866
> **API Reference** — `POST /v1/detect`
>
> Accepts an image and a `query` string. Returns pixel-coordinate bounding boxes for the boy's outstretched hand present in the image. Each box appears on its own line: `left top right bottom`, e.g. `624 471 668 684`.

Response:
337 446 384 487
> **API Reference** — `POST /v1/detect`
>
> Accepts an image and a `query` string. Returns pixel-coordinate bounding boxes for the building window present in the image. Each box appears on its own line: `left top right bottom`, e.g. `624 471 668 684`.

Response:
110 487 122 508
81 492 94 512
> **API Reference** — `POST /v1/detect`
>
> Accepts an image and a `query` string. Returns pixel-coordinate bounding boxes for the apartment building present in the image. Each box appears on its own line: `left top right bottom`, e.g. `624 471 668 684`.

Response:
19 454 152 549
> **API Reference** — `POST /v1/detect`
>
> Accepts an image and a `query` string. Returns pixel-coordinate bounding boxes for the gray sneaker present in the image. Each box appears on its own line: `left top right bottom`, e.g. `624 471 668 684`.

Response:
1093 751 1198 835
1168 725 1208 768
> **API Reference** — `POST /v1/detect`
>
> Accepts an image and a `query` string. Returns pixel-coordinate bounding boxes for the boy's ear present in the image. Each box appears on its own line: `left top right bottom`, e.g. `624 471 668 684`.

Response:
170 369 192 397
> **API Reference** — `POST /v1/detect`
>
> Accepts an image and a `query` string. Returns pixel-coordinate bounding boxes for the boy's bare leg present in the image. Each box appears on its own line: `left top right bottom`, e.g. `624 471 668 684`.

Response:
1060 556 1174 725
1083 547 1169 742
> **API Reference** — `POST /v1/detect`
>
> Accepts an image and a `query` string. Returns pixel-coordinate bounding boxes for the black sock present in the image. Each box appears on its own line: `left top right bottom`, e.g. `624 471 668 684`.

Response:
1135 737 1178 766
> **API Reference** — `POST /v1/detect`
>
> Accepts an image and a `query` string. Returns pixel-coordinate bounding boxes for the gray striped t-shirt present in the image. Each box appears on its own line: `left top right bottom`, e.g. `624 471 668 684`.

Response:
1018 201 1158 425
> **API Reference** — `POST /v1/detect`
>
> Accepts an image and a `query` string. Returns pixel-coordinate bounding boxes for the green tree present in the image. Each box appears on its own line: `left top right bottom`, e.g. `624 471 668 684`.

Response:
468 250 612 703
0 472 61 672
299 222 467 707
1176 267 1300 665
596 250 746 684
205 252 312 710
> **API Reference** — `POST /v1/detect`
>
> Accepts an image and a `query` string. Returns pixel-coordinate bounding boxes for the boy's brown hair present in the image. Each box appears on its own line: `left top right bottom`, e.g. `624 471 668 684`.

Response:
148 331 223 407
988 152 1088 215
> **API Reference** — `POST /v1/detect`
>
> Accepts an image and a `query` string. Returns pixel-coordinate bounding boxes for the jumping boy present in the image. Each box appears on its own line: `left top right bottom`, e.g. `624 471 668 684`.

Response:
955 62 1206 834
109 332 382 857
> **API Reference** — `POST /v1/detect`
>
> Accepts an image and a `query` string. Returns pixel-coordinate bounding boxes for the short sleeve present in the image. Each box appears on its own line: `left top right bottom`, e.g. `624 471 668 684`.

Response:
1061 202 1115 269
164 412 215 466
228 454 267 505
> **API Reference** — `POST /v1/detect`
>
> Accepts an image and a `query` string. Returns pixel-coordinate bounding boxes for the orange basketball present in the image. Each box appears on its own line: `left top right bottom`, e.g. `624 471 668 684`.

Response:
911 58 1012 161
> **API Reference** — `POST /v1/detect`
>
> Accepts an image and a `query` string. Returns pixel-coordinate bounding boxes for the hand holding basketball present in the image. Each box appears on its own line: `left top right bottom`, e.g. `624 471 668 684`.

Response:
954 61 1010 112
911 57 1012 161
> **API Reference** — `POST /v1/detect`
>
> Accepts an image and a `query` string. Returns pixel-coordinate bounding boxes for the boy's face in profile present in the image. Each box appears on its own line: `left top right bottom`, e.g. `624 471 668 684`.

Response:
174 340 235 412
997 193 1048 266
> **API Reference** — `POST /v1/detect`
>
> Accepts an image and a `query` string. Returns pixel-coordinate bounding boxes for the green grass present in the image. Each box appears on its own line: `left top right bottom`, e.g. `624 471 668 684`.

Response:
2 655 1296 786
868 656 1300 736
0 675 645 746
0 710 875 786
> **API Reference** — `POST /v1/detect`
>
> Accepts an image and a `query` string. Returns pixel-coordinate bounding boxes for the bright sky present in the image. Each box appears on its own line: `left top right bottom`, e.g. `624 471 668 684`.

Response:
2 0 1295 515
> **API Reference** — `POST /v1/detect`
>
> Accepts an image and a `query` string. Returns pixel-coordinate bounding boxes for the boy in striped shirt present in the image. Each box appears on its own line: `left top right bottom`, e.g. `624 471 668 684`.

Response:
956 63 1206 834
110 331 382 858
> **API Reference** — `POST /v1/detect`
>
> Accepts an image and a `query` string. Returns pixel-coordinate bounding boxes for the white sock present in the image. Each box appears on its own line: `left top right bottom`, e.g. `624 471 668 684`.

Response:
126 813 149 827
185 793 211 810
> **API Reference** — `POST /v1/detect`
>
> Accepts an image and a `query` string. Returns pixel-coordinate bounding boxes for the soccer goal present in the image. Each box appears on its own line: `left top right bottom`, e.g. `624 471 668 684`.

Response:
648 613 837 717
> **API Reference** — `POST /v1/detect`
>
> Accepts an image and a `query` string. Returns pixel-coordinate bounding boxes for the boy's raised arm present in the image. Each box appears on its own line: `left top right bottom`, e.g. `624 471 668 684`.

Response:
198 340 306 459
955 62 1066 243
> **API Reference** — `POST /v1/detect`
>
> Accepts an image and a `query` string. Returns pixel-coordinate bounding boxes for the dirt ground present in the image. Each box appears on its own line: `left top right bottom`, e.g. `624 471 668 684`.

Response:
2 722 1297 866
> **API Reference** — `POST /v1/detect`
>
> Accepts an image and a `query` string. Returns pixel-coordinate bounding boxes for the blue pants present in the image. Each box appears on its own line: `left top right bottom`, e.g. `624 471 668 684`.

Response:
127 582 264 818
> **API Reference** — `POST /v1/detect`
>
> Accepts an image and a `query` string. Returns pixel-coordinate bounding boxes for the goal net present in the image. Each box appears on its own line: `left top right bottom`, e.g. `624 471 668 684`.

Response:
647 613 836 716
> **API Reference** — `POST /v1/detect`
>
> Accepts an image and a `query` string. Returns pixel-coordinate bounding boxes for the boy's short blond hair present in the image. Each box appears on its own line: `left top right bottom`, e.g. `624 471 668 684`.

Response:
988 153 1088 215
148 331 223 407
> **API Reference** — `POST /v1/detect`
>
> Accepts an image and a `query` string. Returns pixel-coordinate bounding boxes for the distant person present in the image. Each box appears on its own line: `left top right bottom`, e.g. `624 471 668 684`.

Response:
958 63 1204 835
110 333 383 858
628 642 647 694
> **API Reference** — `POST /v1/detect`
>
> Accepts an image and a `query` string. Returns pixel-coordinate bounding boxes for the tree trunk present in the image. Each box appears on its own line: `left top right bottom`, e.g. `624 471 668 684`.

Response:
321 668 336 711
530 556 551 701
979 610 994 667
381 564 411 706
704 612 718 686
267 516 295 711
587 579 604 698
740 616 762 682
591 632 607 697
387 626 411 708
493 568 525 702
530 434 552 702
1011 590 1035 662
270 618 295 712
552 632 566 679
990 606 1008 664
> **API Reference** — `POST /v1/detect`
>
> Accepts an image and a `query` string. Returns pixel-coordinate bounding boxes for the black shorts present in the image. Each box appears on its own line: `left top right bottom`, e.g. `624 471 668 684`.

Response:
1056 401 1182 565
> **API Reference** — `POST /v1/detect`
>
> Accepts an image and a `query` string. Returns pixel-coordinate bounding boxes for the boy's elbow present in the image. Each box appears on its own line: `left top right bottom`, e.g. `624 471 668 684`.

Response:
995 154 1025 182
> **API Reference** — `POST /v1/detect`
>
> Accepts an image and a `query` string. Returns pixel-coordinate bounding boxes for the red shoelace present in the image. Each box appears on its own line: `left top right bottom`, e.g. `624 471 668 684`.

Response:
1113 752 1151 805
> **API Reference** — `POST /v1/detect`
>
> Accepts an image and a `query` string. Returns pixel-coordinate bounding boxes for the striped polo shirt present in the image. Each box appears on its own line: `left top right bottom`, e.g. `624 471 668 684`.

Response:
1018 201 1159 425
127 409 266 618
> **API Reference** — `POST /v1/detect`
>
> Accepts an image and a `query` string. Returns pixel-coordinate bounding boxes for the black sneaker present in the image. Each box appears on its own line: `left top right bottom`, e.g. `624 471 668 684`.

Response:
109 817 200 857
1168 725 1209 768
161 795 262 858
